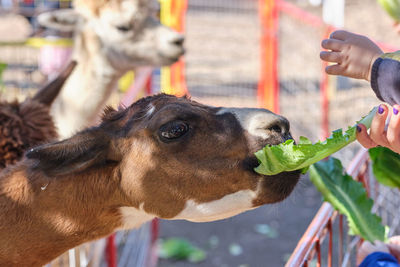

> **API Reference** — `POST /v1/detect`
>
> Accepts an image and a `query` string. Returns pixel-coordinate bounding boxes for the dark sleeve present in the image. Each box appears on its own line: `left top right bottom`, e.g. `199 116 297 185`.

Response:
359 252 400 267
371 56 400 106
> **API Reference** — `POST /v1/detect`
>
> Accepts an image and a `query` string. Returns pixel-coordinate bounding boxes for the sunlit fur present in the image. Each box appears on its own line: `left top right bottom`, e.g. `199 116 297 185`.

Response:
0 94 299 266
38 0 185 138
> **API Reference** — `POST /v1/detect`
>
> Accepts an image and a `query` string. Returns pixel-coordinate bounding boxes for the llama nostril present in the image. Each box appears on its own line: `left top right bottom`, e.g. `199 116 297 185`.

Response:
266 117 289 136
268 125 282 134
170 35 184 46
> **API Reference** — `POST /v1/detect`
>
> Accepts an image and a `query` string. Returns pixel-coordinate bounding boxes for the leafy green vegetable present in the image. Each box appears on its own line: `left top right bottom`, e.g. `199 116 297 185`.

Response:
255 107 377 175
369 146 400 188
0 62 7 88
310 157 388 242
377 0 400 22
158 238 206 263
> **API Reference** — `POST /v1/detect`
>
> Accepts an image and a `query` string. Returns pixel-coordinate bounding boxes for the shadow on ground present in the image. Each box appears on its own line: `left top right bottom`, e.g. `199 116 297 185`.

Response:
158 174 322 267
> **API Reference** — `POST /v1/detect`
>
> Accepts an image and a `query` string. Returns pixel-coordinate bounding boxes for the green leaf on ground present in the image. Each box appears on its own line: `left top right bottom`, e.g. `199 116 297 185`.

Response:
369 146 400 188
229 243 243 256
309 157 388 242
254 224 279 238
0 62 7 86
207 235 219 249
158 238 206 263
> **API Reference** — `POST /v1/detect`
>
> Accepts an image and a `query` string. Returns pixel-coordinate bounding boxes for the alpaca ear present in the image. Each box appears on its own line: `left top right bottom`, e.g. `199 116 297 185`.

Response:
26 128 121 176
37 9 80 32
33 61 77 106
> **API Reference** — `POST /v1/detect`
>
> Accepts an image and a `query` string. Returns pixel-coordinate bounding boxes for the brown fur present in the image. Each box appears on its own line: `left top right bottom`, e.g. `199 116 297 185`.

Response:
0 61 76 169
0 94 300 266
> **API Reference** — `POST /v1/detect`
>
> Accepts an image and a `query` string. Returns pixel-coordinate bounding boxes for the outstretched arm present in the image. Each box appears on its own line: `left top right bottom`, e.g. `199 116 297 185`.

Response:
320 30 383 81
321 30 400 106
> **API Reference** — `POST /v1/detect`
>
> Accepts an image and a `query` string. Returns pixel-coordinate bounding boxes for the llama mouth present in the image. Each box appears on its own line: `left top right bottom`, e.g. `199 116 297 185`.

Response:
243 155 300 178
158 48 185 63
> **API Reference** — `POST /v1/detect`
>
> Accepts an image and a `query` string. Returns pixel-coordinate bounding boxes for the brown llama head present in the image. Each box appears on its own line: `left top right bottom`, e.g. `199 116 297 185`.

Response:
26 94 300 223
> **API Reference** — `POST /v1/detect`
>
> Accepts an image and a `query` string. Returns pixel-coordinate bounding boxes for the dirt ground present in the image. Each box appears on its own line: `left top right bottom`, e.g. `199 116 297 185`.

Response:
158 176 322 267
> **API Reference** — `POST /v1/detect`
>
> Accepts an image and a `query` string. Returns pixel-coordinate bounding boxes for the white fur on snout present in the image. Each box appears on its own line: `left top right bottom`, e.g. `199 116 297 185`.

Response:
118 204 154 230
172 190 257 222
217 108 279 139
247 113 277 139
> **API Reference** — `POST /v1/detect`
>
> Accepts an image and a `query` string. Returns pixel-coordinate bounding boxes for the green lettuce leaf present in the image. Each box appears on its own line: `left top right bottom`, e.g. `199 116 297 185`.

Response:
0 62 6 86
377 0 400 22
255 107 377 175
369 146 400 188
310 157 388 242
158 238 206 263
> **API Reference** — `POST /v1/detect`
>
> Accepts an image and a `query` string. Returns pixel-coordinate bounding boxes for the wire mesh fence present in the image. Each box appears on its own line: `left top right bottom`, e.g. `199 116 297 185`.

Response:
276 0 382 165
184 0 260 107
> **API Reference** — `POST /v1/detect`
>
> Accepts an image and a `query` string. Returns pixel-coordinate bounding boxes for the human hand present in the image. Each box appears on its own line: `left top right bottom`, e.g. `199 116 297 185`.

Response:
357 236 400 265
320 30 383 81
357 240 390 265
388 236 400 262
393 22 400 35
357 104 400 154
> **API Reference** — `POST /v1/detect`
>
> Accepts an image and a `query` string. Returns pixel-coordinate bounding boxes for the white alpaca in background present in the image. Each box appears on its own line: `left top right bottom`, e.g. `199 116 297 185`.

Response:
39 0 184 138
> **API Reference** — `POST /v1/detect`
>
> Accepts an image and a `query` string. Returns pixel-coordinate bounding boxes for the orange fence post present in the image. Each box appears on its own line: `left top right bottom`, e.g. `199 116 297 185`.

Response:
258 0 279 113
160 0 188 96
320 26 334 139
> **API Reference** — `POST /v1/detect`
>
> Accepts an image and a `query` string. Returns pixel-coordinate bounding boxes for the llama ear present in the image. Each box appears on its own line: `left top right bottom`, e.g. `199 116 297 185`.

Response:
26 128 121 176
33 61 77 106
37 9 80 32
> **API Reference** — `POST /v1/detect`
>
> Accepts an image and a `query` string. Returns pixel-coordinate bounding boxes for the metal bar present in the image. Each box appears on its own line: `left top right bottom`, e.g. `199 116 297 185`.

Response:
339 215 343 266
258 0 279 113
106 235 117 267
320 26 334 139
285 203 334 267
328 219 332 267
315 239 321 267
286 149 369 267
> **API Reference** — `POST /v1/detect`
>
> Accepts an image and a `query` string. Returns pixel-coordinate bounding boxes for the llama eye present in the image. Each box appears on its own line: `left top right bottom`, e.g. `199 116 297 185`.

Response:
159 121 189 141
116 24 132 32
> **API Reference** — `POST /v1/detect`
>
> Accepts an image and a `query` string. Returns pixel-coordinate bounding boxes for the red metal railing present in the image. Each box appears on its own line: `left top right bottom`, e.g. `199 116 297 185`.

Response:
286 149 370 267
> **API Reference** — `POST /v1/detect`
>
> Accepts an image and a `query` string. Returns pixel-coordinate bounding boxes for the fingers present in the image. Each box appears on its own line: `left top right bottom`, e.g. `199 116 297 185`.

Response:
357 105 400 153
370 105 390 147
388 244 400 262
329 30 353 41
388 236 400 262
321 38 345 52
325 64 345 76
389 235 400 245
356 123 378 149
357 240 390 265
320 51 342 63
386 105 400 153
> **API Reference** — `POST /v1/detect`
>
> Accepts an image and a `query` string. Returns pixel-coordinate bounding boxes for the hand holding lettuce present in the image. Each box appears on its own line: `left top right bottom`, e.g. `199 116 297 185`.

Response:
254 107 393 243
255 107 377 175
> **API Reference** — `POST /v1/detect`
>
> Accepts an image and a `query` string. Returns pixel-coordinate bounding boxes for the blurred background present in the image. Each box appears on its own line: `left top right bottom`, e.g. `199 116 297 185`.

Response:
0 0 399 266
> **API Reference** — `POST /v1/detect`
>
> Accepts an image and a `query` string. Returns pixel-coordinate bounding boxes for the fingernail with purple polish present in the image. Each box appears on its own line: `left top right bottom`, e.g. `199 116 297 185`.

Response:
378 105 385 114
394 107 399 115
356 125 362 133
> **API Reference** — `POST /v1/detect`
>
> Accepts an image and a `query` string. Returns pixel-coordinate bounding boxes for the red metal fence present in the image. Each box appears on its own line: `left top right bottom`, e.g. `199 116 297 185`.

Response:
286 149 400 267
